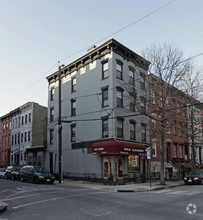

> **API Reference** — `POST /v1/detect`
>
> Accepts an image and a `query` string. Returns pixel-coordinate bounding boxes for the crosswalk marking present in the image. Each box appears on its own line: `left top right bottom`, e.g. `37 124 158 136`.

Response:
147 189 201 196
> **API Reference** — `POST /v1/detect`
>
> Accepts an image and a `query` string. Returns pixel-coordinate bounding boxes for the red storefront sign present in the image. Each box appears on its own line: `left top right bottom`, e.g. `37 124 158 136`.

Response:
92 141 146 155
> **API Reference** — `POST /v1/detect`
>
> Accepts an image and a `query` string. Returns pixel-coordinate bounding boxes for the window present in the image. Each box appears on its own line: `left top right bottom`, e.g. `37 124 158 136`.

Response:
179 122 182 137
22 116 24 125
152 141 157 157
18 133 20 144
178 102 181 114
174 144 177 157
24 132 27 142
172 99 176 112
25 115 27 124
130 121 136 140
8 134 11 145
128 155 139 172
21 133 23 143
140 73 145 90
117 118 124 138
50 107 54 122
116 61 123 80
29 113 31 122
151 118 156 130
184 123 188 138
71 77 76 93
50 87 55 101
151 90 155 104
28 131 31 142
141 123 147 142
116 88 123 108
71 124 76 142
9 121 11 130
71 100 76 116
102 60 108 79
173 120 177 135
180 145 183 158
140 96 146 113
5 135 7 146
129 92 136 112
166 120 170 133
50 129 54 145
129 68 134 85
102 118 109 138
102 88 108 107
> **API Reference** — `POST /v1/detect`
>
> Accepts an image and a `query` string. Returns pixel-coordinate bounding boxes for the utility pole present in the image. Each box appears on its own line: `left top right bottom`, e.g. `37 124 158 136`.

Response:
58 62 62 184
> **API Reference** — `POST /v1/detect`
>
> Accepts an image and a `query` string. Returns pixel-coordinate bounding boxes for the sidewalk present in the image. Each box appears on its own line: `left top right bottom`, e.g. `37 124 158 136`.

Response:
55 179 184 193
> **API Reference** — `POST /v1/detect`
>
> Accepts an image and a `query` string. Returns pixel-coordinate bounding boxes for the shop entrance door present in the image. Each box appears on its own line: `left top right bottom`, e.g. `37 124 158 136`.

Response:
115 158 123 179
103 158 111 179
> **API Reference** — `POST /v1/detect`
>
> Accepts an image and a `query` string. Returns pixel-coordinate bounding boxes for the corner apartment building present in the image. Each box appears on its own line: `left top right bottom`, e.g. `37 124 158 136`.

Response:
0 114 12 167
9 102 47 167
45 38 150 180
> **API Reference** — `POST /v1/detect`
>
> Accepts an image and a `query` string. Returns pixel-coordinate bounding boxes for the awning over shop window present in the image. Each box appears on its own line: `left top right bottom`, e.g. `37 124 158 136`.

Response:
92 141 147 155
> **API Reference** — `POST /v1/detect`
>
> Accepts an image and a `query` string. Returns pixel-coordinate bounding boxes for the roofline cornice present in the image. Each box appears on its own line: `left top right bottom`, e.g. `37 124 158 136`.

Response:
47 38 150 84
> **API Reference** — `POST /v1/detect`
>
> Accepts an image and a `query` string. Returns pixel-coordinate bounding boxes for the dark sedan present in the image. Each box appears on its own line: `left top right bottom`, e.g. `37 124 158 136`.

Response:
20 165 55 184
184 169 203 185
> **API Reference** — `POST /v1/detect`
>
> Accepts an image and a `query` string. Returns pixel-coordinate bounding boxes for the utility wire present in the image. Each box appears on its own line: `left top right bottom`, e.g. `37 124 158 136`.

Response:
59 0 176 62
0 0 177 116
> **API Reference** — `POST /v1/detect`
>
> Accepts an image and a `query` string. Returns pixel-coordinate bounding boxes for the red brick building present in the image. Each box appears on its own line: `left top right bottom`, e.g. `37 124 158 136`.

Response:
0 113 12 167
148 74 190 179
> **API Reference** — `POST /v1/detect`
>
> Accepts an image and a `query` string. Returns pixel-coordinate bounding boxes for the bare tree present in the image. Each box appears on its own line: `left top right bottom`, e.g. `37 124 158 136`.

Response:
180 63 203 169
141 42 190 185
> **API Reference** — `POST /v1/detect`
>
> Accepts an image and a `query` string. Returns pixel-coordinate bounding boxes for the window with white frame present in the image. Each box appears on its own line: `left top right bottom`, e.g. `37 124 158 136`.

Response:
102 88 108 107
152 140 157 157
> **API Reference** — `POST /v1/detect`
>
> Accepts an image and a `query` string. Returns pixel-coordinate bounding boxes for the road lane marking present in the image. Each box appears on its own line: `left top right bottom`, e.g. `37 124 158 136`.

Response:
12 197 63 209
12 191 108 209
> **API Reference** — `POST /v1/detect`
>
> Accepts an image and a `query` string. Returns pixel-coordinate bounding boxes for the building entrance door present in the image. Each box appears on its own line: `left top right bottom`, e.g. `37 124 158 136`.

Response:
115 158 123 179
103 158 111 179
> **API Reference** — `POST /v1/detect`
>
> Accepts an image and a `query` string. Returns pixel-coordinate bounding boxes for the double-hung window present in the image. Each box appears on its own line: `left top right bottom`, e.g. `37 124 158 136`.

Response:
50 107 54 122
102 118 109 138
71 99 76 116
141 123 147 142
117 118 124 138
50 88 55 101
102 88 108 107
140 73 145 90
140 96 146 113
50 129 54 145
129 68 134 85
116 87 123 108
71 77 76 93
71 124 76 142
130 121 136 140
102 60 108 79
116 61 123 80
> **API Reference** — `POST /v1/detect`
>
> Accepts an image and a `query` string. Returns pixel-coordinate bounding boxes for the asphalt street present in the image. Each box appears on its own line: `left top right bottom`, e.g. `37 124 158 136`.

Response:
0 179 202 220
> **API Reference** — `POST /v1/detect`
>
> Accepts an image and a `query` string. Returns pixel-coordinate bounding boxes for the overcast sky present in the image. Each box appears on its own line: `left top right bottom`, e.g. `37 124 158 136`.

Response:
0 0 202 116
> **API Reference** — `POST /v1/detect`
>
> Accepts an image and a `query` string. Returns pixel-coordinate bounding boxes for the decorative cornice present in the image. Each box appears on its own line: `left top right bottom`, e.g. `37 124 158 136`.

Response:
47 38 150 84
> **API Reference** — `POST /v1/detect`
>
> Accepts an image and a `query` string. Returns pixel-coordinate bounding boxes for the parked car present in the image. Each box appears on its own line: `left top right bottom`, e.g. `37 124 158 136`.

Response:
0 168 5 179
20 165 55 184
184 169 203 185
5 166 21 181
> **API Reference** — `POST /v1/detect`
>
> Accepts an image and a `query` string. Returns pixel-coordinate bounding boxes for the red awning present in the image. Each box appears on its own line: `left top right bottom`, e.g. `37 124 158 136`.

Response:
92 141 146 155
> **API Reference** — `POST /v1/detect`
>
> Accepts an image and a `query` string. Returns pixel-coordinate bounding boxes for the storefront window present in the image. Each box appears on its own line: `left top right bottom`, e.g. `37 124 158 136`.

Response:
128 155 139 172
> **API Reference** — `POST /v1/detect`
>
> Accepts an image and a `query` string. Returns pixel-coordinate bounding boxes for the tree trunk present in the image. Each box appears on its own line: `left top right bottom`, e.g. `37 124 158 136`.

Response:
160 130 165 185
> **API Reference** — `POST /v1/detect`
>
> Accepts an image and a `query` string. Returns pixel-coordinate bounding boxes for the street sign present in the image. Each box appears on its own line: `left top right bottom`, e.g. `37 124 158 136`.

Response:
147 151 151 159
145 147 151 152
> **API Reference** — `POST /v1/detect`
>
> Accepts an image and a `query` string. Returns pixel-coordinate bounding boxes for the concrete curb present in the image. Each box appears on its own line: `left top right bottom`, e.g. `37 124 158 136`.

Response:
0 201 8 213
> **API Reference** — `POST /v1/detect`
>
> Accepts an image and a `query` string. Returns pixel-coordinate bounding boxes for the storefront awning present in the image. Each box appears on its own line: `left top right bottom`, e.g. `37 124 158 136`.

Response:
92 141 147 155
